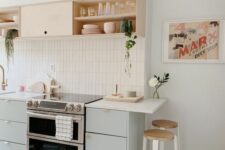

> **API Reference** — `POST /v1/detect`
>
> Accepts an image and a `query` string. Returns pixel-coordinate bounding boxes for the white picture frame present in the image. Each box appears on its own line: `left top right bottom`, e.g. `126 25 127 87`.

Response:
163 18 225 63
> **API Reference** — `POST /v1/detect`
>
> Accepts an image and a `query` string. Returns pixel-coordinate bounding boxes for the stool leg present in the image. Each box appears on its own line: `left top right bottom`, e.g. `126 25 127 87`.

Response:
174 135 178 150
152 140 159 150
143 137 148 150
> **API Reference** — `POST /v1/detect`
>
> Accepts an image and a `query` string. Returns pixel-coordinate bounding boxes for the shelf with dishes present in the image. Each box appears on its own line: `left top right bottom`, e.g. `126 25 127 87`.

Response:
73 0 139 35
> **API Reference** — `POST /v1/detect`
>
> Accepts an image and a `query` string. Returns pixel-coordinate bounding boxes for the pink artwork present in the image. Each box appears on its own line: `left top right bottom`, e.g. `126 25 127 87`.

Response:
167 20 220 60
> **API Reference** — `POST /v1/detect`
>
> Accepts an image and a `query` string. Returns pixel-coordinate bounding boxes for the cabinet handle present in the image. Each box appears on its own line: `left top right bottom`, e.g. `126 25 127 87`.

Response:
44 31 48 35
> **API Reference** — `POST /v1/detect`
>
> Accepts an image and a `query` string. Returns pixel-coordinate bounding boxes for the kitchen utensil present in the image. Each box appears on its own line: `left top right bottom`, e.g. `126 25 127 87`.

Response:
127 91 137 97
104 22 116 34
88 7 96 16
81 29 103 34
83 24 99 29
105 2 111 15
98 2 104 16
80 7 87 17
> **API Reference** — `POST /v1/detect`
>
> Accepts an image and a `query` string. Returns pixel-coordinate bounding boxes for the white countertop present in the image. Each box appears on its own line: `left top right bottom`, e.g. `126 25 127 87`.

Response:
0 92 45 101
0 90 14 95
86 98 167 114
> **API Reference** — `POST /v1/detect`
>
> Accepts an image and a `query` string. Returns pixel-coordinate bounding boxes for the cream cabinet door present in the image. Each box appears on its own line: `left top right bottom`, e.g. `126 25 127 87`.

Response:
21 1 73 37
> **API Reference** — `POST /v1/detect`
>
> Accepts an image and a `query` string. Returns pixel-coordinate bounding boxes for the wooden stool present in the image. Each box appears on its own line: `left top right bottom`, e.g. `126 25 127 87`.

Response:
143 129 177 150
152 120 178 129
152 120 179 150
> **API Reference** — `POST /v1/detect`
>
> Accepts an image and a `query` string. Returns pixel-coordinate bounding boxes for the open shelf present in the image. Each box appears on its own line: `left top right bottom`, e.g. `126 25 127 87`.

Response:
74 13 136 22
0 22 18 28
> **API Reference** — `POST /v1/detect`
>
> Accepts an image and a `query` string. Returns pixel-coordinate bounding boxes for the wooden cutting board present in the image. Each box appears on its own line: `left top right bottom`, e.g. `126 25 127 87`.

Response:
104 96 144 103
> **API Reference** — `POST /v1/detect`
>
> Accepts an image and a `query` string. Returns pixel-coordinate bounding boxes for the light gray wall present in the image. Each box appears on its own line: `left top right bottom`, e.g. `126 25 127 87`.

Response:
147 0 225 150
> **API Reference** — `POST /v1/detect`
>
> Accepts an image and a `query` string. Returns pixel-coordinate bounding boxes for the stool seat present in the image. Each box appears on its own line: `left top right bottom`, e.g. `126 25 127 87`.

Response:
152 120 178 129
144 129 174 142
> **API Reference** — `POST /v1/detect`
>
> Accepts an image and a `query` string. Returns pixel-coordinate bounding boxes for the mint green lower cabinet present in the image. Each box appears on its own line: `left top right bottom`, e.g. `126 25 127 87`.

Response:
86 133 126 150
86 108 145 150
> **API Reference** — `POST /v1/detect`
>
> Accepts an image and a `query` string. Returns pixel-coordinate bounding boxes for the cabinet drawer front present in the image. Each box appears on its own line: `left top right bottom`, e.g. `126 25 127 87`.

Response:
0 121 26 144
86 108 128 137
86 133 126 150
0 100 26 123
0 141 25 150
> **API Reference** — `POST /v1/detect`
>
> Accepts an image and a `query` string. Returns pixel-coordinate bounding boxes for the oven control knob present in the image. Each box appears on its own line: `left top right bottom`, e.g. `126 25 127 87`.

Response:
74 104 82 112
68 104 74 111
33 101 39 108
27 101 33 107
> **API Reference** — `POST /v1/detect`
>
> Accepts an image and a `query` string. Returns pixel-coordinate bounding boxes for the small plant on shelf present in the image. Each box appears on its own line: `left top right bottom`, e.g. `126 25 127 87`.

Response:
122 19 137 77
5 29 18 66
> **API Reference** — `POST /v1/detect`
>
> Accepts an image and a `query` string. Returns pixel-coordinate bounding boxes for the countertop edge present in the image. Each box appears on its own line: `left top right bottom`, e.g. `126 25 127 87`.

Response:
86 98 168 114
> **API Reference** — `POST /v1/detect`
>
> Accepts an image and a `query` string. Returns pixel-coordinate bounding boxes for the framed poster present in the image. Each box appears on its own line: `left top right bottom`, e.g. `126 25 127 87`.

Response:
163 19 225 63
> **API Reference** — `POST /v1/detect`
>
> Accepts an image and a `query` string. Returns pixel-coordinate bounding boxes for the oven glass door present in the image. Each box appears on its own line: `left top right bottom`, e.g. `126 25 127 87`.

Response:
28 112 81 141
29 138 79 150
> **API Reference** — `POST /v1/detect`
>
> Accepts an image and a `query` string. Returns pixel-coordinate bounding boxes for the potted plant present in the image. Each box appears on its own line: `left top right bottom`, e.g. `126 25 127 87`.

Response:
5 29 18 65
149 73 170 99
121 19 137 77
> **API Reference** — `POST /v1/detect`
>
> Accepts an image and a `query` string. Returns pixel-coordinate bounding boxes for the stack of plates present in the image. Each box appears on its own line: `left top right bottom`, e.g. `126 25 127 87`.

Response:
81 24 103 35
0 19 14 23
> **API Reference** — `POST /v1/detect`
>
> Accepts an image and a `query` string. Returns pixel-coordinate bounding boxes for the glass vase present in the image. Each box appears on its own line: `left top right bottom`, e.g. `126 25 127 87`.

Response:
153 88 160 99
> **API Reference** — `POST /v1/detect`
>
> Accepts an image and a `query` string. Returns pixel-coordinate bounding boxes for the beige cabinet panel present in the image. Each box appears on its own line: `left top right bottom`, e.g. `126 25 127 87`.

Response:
21 1 73 37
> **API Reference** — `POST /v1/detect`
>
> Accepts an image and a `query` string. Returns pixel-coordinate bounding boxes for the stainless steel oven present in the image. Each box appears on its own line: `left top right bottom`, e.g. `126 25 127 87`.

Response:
27 93 102 150
27 110 84 145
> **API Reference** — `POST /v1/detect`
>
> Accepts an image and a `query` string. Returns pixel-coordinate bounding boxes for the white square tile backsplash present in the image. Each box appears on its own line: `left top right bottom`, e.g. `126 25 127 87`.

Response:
0 37 145 96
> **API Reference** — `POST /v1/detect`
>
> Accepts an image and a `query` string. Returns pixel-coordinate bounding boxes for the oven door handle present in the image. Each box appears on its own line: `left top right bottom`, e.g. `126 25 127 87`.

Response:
27 112 82 121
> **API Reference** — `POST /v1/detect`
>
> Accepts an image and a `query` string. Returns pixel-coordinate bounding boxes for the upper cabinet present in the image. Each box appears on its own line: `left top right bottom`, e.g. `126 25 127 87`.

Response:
21 1 73 37
11 0 146 38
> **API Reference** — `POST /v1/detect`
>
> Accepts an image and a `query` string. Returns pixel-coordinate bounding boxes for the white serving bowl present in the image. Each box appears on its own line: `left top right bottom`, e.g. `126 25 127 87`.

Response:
104 22 116 34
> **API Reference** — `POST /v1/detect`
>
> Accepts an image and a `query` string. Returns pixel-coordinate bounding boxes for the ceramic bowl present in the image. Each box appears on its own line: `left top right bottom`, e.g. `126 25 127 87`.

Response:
104 22 116 34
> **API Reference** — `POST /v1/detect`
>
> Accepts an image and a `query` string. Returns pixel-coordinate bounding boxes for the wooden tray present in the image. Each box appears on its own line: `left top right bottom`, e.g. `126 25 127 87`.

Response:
104 96 144 103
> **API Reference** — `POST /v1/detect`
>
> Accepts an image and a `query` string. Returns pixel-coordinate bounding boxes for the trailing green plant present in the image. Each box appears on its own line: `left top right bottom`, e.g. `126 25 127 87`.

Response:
122 19 137 77
5 29 18 65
